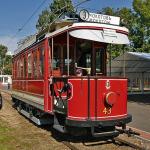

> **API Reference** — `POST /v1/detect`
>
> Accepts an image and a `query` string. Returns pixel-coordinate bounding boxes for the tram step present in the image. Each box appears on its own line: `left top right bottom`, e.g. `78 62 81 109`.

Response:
91 127 119 138
53 114 66 133
53 124 66 133
18 108 53 126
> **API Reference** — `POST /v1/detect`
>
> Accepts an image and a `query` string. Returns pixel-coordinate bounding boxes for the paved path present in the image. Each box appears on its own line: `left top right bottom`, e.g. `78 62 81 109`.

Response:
127 101 150 140
128 101 150 133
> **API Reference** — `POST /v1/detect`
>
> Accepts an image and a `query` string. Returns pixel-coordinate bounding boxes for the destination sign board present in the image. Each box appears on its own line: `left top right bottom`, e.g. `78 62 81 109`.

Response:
79 9 120 26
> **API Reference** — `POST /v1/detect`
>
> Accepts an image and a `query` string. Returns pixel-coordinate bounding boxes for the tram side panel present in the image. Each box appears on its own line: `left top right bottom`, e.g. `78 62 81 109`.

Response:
12 41 48 111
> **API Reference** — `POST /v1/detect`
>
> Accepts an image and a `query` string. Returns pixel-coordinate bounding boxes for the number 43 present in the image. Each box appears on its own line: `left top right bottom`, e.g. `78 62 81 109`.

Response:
103 107 111 115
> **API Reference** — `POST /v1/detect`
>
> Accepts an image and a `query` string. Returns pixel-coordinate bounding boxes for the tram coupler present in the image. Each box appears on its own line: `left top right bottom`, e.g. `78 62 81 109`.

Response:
116 125 140 137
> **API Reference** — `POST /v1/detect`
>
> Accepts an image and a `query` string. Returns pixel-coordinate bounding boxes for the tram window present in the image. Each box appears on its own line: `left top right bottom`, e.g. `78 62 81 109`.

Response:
15 61 17 79
33 51 38 78
23 56 27 78
53 45 61 70
76 40 92 68
63 45 74 75
95 48 104 74
39 48 44 77
17 59 20 78
27 53 32 78
20 59 23 78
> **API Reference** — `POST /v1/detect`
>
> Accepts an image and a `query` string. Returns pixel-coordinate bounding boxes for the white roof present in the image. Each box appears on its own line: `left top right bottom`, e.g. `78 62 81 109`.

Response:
46 22 129 45
14 22 129 55
69 29 129 44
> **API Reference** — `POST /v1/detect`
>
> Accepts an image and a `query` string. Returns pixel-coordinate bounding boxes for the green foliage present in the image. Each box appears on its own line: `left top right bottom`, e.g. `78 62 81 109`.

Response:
132 0 150 53
3 55 12 75
36 0 74 31
0 44 7 59
36 0 150 57
101 7 116 16
133 0 150 27
0 44 12 75
101 0 150 58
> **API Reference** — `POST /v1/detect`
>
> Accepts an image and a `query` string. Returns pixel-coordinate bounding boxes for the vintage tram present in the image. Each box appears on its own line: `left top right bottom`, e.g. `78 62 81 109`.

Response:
12 11 132 137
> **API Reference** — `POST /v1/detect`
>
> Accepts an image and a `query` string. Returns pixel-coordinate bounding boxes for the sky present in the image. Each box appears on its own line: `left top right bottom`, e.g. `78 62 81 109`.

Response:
0 0 133 53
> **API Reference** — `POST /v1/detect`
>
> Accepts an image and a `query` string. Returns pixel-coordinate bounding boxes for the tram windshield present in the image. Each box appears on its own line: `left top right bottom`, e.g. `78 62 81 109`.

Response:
50 31 106 77
76 40 91 68
75 39 105 76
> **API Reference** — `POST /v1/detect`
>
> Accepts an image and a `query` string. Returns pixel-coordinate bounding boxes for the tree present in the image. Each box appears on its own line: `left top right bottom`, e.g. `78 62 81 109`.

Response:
0 45 7 74
36 0 74 31
0 44 12 75
3 55 12 75
0 44 7 59
133 0 150 52
101 1 150 58
133 0 150 27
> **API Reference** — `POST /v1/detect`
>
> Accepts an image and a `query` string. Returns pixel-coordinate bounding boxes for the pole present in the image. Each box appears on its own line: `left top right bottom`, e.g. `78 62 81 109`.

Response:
67 31 70 76
123 45 126 77
51 38 54 75
109 44 112 76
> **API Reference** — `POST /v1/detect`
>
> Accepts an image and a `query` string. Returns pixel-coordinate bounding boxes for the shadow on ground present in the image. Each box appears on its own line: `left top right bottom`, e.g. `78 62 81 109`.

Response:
128 94 150 105
40 125 121 147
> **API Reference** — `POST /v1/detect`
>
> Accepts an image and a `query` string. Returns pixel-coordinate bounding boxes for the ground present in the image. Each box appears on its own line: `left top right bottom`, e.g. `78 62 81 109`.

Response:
0 92 149 150
0 92 69 150
128 94 150 133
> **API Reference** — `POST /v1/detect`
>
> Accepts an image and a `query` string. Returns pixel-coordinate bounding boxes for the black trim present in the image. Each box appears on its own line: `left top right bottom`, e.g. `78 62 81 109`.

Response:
95 78 97 119
0 94 2 109
66 114 132 127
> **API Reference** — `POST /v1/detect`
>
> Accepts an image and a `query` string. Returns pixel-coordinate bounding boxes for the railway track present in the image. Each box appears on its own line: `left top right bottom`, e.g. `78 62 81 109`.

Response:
114 137 146 150
0 89 149 150
62 137 147 150
62 141 80 150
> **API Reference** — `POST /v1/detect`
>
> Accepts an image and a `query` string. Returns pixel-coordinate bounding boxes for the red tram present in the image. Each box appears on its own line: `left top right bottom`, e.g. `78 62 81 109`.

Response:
12 11 132 137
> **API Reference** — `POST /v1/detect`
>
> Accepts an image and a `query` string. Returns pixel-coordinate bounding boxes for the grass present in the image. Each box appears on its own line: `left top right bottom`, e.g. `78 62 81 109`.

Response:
0 120 32 150
0 121 16 150
0 119 42 150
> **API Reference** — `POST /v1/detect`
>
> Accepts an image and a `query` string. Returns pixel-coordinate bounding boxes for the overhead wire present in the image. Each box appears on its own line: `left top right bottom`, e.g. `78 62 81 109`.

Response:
9 0 91 50
7 0 49 44
45 0 91 31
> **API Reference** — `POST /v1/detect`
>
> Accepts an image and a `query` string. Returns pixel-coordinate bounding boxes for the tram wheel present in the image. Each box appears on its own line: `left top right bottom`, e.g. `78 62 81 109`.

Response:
0 94 2 109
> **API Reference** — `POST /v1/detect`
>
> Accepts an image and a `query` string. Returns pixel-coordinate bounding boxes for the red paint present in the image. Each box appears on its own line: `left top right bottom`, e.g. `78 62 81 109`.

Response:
12 22 131 130
67 78 127 121
44 38 52 113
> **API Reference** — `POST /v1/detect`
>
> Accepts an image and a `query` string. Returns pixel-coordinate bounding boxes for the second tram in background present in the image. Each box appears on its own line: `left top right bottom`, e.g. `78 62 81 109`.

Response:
12 10 132 137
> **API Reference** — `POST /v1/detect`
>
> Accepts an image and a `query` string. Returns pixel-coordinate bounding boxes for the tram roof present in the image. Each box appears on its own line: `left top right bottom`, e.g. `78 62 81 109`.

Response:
14 22 129 56
46 22 129 45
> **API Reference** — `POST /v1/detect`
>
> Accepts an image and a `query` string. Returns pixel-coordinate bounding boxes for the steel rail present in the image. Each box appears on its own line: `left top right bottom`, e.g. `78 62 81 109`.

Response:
114 137 146 150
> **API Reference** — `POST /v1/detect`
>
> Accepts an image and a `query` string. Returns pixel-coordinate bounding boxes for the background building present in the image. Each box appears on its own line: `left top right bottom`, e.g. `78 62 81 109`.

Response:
108 52 150 94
